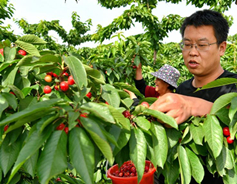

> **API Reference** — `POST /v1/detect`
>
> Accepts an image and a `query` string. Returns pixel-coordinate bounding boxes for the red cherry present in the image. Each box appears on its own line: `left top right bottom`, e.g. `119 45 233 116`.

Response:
122 110 131 118
118 172 123 177
63 72 69 77
18 49 27 56
227 136 234 144
56 177 61 181
141 101 150 108
4 125 9 132
10 91 15 96
68 75 75 85
52 73 58 78
145 165 149 172
64 127 69 134
223 127 230 137
47 72 54 76
80 113 88 118
60 81 69 91
0 48 3 56
86 92 92 99
44 85 52 94
56 123 65 130
54 85 59 91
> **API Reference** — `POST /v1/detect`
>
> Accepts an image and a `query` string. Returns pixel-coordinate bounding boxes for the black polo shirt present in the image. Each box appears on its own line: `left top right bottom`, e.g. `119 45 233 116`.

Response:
176 70 237 102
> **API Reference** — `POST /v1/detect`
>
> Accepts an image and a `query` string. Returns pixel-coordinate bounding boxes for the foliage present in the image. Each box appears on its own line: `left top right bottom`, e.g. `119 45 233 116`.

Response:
1 34 237 184
0 1 237 184
13 12 92 54
222 34 237 73
0 0 16 41
0 0 14 24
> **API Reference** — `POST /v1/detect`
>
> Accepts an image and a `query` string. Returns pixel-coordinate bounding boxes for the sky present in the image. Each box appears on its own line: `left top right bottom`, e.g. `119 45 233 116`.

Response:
3 0 237 48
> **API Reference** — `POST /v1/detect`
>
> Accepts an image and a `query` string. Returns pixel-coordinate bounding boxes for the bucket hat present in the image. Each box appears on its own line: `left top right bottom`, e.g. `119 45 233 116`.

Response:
150 64 180 88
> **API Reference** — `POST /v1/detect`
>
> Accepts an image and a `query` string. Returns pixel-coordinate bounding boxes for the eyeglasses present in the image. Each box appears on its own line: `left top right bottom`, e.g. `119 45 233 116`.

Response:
179 41 218 51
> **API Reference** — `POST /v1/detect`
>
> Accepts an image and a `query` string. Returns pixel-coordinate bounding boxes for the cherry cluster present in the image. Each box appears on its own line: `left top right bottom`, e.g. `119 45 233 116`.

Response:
43 71 75 94
223 127 235 144
55 113 88 134
112 161 149 177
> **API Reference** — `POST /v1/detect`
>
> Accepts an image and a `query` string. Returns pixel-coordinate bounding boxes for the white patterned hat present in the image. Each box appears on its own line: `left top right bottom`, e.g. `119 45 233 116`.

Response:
150 64 180 88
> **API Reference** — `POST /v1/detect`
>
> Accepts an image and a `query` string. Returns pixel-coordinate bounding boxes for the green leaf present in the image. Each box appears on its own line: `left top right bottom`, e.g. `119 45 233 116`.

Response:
15 40 40 56
16 55 38 67
223 168 237 184
7 122 53 183
1 92 17 110
107 105 130 130
69 128 94 184
109 125 131 156
203 115 223 158
143 108 178 129
23 150 39 177
229 98 237 139
162 160 180 184
150 122 168 169
185 147 204 183
216 146 234 177
3 47 17 62
80 116 114 165
129 128 147 183
64 56 87 90
135 45 140 54
113 82 144 98
178 145 191 184
134 55 140 66
84 64 105 85
216 146 227 177
102 84 120 108
0 60 18 73
121 97 133 109
190 123 204 145
6 107 55 133
80 102 115 124
8 84 25 100
2 66 18 87
18 35 47 45
196 78 237 92
37 131 67 184
0 94 9 118
133 116 151 131
17 54 59 68
211 92 237 114
0 134 21 176
0 98 61 126
166 128 181 148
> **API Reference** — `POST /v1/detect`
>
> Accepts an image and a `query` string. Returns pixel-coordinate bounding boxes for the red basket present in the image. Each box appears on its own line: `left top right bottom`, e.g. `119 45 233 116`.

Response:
107 160 156 184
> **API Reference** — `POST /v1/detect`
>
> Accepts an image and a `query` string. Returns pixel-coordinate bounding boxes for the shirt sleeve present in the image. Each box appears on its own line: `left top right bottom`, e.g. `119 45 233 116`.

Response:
145 86 159 98
132 98 140 106
134 78 147 96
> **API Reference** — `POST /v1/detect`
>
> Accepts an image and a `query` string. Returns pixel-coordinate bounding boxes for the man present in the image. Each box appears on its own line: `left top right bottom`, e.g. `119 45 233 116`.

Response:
150 9 237 183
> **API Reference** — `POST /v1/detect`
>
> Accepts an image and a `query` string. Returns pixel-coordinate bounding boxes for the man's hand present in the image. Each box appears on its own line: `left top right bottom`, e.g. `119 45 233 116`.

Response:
149 93 213 124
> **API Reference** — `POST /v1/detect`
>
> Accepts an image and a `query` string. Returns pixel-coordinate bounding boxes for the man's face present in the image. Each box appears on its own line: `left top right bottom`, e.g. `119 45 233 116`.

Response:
182 25 226 77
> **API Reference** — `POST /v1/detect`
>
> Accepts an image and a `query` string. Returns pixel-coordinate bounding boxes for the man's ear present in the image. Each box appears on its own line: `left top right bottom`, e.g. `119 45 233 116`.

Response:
219 41 227 56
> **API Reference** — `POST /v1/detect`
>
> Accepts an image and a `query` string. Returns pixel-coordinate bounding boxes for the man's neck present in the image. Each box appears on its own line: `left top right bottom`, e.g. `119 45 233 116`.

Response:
192 68 224 88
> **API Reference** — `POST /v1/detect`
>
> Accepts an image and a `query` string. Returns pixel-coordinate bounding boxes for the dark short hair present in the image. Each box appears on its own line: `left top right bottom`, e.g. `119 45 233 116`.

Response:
180 9 229 45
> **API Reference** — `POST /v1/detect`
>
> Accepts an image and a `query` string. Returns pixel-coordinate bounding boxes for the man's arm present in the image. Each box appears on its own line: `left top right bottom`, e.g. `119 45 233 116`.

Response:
149 93 213 124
